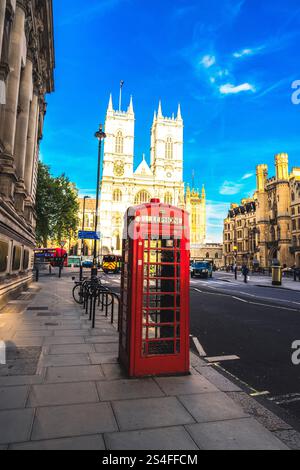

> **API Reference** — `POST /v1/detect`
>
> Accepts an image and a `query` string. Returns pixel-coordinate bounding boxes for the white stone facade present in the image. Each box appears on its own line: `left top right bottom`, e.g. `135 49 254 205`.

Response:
99 96 186 255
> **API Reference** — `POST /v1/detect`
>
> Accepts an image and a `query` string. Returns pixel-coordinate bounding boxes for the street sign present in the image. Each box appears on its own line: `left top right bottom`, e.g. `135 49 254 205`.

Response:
78 231 101 240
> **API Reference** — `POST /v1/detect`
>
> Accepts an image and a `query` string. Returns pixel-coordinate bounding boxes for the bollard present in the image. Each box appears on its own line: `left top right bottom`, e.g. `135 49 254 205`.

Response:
79 265 83 282
35 267 39 282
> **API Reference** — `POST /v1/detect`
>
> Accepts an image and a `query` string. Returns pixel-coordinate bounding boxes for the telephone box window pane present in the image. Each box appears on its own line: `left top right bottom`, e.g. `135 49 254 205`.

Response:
148 340 174 355
176 340 180 353
154 325 175 338
148 310 175 325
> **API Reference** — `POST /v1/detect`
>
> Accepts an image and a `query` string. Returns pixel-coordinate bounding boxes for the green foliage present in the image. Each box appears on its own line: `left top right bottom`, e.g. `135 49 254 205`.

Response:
35 162 79 247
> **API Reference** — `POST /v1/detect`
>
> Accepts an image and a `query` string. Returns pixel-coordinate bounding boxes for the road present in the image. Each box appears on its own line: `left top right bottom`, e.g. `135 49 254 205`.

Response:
97 270 300 427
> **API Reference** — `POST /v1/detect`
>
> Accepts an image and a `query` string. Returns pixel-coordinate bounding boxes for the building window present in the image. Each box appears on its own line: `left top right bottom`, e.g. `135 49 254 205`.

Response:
113 189 122 203
165 137 173 160
0 241 8 273
206 252 210 259
115 131 124 154
23 250 30 270
12 246 21 271
292 192 295 202
215 253 219 259
164 192 173 205
134 190 151 205
292 220 296 231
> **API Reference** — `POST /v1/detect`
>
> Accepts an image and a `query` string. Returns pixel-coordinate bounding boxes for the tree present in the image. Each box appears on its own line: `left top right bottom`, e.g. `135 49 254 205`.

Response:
35 162 79 247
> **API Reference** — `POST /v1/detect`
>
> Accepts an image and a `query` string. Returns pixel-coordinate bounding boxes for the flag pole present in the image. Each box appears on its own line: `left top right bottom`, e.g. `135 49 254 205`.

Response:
119 80 124 111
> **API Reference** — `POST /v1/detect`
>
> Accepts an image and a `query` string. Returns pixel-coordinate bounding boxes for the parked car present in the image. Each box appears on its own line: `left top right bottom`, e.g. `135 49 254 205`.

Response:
82 258 93 268
191 261 213 279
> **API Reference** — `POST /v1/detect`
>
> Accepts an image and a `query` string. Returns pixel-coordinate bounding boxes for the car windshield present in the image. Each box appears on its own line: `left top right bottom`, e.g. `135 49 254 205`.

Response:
194 263 210 269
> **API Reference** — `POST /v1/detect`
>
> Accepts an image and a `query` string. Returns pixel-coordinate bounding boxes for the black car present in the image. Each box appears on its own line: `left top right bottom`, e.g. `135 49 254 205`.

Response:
191 261 213 279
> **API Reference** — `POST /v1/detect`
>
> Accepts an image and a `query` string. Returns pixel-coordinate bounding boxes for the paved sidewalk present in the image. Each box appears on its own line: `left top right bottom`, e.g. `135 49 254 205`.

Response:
220 272 300 291
0 275 297 450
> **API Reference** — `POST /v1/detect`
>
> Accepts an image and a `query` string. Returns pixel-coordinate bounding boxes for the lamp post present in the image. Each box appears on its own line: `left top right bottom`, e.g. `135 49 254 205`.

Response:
93 124 106 271
81 196 90 257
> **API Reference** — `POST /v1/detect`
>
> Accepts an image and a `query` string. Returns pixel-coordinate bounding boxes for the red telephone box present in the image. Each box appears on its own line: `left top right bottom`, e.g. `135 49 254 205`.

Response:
119 199 190 377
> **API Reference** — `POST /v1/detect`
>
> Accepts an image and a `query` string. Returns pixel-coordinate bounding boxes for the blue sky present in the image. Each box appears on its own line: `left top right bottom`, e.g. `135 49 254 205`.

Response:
41 0 300 242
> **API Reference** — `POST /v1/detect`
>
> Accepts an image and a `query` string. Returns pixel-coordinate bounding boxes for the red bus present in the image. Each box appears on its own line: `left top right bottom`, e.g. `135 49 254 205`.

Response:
34 248 68 267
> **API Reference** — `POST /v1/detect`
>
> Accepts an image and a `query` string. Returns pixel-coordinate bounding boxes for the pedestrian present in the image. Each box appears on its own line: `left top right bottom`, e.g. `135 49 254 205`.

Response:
233 263 238 280
242 264 249 283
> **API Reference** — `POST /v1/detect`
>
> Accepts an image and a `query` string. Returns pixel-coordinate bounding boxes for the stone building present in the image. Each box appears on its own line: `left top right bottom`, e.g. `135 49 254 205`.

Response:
223 153 300 269
190 242 223 269
94 95 206 255
0 0 55 304
223 199 257 268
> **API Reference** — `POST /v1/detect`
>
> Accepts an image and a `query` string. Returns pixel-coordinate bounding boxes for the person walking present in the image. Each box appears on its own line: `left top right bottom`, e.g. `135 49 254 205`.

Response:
233 263 238 280
242 264 249 283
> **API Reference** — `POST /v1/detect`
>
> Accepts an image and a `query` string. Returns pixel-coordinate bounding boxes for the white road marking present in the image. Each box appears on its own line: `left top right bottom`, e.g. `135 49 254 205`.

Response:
250 391 270 397
206 355 240 363
192 336 207 357
193 288 299 312
232 296 249 303
269 393 300 405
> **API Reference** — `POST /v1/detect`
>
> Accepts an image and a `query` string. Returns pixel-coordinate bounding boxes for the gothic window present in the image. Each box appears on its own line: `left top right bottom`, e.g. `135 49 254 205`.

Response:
215 253 219 259
115 131 124 154
164 192 173 205
134 190 151 205
206 252 210 259
113 189 122 202
292 192 295 202
165 137 173 160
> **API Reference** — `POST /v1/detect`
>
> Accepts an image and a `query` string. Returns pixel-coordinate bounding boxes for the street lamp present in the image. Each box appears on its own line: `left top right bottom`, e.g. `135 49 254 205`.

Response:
81 196 90 257
93 124 106 269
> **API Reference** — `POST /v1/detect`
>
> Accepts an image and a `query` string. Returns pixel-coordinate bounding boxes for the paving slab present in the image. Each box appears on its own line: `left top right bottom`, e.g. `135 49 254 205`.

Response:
44 336 86 345
112 396 195 431
98 379 164 401
155 375 219 396
89 353 118 365
39 354 90 367
196 366 242 392
31 402 117 441
105 426 199 450
28 382 99 407
227 392 292 432
0 386 29 410
101 363 127 380
179 392 248 423
0 375 43 387
49 344 95 355
0 408 34 444
12 338 44 347
14 330 53 338
10 434 105 450
186 418 289 450
85 336 119 344
54 330 89 337
46 365 104 383
94 343 119 353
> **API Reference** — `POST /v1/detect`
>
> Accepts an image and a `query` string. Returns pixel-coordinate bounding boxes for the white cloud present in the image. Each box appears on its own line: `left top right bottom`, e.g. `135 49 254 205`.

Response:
241 173 254 180
219 83 256 94
219 181 243 195
201 55 216 68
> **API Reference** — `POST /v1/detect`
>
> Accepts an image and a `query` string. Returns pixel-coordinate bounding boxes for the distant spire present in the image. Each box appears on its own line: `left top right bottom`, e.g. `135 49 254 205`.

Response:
157 100 163 118
202 185 206 199
192 169 195 189
142 153 145 161
107 93 113 112
177 103 182 121
153 110 157 121
128 95 134 114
